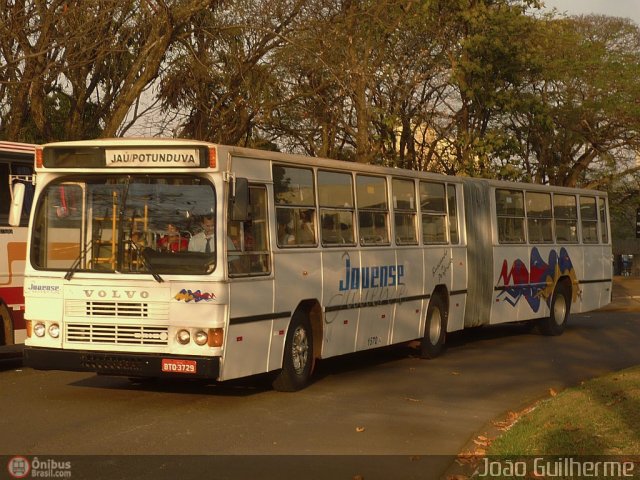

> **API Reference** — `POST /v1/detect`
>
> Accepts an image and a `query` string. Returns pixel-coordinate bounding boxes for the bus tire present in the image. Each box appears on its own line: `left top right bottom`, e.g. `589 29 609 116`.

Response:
272 314 314 392
421 295 447 359
1 303 13 346
538 281 571 336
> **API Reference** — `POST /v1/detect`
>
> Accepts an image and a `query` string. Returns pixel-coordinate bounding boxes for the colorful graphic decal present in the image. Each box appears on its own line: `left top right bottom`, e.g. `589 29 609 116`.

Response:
174 289 216 303
497 247 578 312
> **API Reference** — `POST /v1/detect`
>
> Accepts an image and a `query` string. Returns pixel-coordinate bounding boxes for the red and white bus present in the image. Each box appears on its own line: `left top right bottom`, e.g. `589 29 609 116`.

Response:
0 141 35 351
21 139 611 389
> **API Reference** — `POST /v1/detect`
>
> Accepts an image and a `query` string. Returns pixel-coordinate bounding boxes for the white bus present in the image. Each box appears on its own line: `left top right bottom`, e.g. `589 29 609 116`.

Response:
0 141 35 351
19 139 611 390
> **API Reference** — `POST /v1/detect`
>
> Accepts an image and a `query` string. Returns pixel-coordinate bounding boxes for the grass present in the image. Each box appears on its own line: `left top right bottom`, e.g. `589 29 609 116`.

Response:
451 366 640 479
486 365 640 456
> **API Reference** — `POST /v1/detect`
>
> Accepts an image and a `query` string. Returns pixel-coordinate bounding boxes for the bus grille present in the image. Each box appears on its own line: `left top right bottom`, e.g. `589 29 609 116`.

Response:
65 300 168 321
88 301 148 317
66 324 169 346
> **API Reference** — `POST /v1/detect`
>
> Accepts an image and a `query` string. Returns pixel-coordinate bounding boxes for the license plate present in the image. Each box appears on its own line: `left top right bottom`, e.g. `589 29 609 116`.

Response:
161 359 197 374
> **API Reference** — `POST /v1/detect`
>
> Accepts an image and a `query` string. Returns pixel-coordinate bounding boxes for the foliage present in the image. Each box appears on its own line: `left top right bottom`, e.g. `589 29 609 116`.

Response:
0 0 638 197
0 0 216 141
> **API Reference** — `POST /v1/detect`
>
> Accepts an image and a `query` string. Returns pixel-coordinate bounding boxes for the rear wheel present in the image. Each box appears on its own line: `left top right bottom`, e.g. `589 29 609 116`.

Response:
0 303 13 346
420 295 447 359
538 281 571 336
272 314 314 392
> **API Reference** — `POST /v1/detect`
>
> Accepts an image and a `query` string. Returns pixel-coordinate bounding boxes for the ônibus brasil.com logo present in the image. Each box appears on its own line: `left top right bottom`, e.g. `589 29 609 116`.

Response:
7 456 72 478
7 457 30 479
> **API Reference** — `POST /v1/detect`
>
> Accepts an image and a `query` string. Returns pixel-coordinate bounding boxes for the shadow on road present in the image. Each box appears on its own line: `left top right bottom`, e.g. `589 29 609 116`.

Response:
68 371 275 397
65 320 556 397
0 357 22 372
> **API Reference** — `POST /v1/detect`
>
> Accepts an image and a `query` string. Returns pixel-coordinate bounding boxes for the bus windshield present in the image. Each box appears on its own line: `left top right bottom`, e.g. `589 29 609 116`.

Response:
31 175 216 276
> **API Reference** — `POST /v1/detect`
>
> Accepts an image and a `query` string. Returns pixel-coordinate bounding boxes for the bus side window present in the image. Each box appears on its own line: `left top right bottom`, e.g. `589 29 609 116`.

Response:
392 178 417 245
273 165 317 247
0 163 10 224
554 194 578 243
580 196 598 244
357 174 389 245
496 189 525 244
13 163 34 225
598 197 608 244
447 184 459 244
526 191 553 244
420 181 447 244
318 170 355 246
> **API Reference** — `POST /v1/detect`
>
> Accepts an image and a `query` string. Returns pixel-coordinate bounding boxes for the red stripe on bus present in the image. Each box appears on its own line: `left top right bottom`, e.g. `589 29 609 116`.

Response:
0 286 25 305
10 309 25 330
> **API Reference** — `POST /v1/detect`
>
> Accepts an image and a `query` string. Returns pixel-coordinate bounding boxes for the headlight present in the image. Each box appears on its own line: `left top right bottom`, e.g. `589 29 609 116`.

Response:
194 330 208 346
177 329 191 345
34 322 46 338
48 323 60 338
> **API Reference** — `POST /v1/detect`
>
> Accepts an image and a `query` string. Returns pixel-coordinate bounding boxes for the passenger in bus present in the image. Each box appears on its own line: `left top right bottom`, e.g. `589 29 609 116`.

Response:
276 210 295 246
188 215 215 253
157 222 188 253
278 222 295 246
298 209 315 244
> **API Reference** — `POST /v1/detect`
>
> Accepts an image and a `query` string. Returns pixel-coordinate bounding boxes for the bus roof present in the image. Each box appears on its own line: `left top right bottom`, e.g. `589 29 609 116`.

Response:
41 138 207 148
0 141 36 154
39 138 606 196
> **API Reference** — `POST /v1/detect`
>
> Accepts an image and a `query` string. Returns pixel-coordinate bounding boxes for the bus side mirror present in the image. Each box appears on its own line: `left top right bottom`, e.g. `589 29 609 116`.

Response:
9 182 25 227
230 177 249 222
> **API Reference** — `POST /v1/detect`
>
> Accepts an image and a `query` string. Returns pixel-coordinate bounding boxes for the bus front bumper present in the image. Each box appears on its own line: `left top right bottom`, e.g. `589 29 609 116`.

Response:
23 347 220 379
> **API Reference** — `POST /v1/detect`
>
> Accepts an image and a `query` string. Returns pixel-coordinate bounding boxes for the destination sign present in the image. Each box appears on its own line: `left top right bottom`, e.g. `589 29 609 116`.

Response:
105 148 200 167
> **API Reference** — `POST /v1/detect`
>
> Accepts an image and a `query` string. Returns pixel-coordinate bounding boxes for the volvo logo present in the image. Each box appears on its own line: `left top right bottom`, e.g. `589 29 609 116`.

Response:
83 289 150 299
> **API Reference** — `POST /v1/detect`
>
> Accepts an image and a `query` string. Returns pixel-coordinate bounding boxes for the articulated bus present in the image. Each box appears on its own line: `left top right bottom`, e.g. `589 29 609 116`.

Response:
1 141 35 351
19 139 611 390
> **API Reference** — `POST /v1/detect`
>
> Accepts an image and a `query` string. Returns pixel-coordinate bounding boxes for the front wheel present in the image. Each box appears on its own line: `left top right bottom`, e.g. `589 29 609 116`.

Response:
420 295 447 359
272 314 314 392
538 281 571 336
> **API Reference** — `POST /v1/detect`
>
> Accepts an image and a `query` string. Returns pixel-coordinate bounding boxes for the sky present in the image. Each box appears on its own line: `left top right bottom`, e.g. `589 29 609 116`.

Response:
541 0 640 25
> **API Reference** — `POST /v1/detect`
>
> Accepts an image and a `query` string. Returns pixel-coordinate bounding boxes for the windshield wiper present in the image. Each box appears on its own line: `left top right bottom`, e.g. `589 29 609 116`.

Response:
64 237 95 281
127 239 164 283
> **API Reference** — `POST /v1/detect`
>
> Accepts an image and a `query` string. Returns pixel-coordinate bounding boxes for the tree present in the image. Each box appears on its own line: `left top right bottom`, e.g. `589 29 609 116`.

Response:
430 0 543 176
504 15 640 187
0 0 216 143
265 0 429 163
158 0 307 145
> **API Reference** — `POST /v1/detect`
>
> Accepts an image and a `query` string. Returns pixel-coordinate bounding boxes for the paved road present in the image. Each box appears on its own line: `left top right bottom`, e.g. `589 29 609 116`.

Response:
1 306 639 479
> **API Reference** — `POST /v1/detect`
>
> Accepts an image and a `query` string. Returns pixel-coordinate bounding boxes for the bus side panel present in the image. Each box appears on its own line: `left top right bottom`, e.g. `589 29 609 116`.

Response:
320 248 360 358
0 230 28 344
391 246 425 344
600 244 613 307
223 278 274 381
423 246 453 324
355 248 395 350
273 250 322 352
577 244 608 313
447 245 468 332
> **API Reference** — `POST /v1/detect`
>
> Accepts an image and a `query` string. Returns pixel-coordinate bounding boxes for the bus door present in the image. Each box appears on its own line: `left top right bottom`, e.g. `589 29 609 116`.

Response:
225 182 277 380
